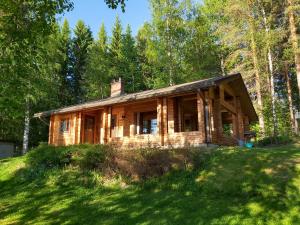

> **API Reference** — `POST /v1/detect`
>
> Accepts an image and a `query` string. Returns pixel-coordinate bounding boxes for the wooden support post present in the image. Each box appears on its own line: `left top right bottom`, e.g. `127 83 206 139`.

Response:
197 91 206 142
232 97 239 139
48 115 54 144
213 99 222 143
236 97 244 141
80 113 85 143
162 97 168 144
136 112 140 135
107 106 112 139
100 108 107 144
177 98 182 132
157 98 164 146
75 112 82 144
130 112 136 137
167 98 175 134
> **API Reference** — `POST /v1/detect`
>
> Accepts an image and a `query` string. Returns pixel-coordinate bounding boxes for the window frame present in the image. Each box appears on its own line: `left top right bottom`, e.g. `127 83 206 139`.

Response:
59 118 70 134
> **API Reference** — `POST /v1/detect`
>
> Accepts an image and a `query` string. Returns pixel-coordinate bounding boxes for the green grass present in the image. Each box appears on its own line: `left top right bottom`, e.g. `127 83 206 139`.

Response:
1 143 300 225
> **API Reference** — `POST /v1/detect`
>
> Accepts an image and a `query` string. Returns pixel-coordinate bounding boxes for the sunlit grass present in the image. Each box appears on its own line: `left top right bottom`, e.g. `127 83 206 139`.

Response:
0 142 300 224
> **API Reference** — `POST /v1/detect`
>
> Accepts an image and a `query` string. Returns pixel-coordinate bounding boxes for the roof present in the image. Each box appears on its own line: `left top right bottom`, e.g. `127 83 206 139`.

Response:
34 73 258 122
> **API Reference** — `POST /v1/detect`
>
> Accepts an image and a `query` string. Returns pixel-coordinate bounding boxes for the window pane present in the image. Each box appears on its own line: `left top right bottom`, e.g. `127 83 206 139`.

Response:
150 119 157 134
60 119 69 133
142 120 149 134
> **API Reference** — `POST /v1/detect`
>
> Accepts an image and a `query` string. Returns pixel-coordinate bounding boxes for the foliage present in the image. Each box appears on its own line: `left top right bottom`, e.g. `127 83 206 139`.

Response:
0 0 73 145
1 0 300 149
25 143 208 180
71 20 93 103
27 144 111 170
1 143 300 224
256 135 293 147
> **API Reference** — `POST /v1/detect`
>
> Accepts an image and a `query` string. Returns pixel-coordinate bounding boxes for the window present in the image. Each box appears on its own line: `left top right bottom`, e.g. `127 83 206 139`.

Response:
175 96 198 132
221 111 233 136
140 111 157 134
60 119 69 133
111 115 118 138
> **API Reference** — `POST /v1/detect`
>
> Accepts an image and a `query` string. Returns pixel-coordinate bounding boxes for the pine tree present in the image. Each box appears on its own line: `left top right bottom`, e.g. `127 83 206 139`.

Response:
71 20 93 103
85 23 110 99
57 19 73 106
109 16 123 79
136 23 155 89
121 25 140 92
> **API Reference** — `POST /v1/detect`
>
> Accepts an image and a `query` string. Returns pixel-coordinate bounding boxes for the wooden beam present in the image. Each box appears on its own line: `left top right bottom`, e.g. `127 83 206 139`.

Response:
48 115 54 144
162 97 168 146
220 98 237 114
107 107 112 139
157 98 164 146
197 91 205 141
100 108 107 144
222 83 236 98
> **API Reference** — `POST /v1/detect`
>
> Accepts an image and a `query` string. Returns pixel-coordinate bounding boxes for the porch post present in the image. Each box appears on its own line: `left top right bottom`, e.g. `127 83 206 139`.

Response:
48 115 54 144
157 98 164 146
74 112 82 144
167 98 175 134
107 106 112 140
236 97 245 141
197 91 206 142
162 97 168 145
100 108 107 144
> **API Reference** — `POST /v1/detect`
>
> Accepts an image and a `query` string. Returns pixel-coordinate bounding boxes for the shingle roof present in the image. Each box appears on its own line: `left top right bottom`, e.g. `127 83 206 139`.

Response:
34 73 257 122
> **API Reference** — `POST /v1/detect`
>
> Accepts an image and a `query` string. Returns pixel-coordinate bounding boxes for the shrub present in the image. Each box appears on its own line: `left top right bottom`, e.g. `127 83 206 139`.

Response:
27 143 215 181
27 143 74 169
27 143 111 170
256 135 293 147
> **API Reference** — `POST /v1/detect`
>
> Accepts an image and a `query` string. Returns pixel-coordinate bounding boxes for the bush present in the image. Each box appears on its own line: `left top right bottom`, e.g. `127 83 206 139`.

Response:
26 143 214 180
27 143 111 170
27 143 74 169
256 135 293 147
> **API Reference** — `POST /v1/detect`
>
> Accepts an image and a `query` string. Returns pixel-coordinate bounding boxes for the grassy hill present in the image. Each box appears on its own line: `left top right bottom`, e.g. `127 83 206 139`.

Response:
0 142 300 225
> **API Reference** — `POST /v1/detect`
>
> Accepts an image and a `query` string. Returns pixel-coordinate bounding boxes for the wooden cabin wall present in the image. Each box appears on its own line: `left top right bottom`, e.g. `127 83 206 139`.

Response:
48 83 253 148
49 112 80 146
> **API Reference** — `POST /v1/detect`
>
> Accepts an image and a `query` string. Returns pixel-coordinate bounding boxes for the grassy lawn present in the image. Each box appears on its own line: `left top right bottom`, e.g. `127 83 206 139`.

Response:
0 143 300 225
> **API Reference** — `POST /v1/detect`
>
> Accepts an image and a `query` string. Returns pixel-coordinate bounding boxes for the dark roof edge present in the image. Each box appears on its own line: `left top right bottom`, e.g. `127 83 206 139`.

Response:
34 74 241 118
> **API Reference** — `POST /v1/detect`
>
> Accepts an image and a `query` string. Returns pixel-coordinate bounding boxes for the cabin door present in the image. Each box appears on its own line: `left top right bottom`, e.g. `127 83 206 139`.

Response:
84 116 95 144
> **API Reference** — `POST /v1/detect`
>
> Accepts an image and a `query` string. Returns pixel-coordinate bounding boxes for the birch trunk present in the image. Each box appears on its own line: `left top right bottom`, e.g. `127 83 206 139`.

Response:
261 5 277 136
22 100 30 155
284 62 297 133
287 0 300 97
248 10 265 134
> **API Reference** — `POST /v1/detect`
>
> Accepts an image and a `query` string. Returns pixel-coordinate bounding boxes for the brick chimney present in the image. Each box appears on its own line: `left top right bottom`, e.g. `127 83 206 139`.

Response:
110 77 124 97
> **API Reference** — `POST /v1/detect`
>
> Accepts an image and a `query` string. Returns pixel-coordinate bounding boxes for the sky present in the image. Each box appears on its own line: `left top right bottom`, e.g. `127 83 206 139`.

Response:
57 0 152 38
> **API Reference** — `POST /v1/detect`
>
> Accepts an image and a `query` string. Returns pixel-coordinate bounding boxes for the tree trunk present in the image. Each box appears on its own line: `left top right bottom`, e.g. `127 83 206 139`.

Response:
287 0 300 97
220 54 226 76
284 62 297 133
22 99 30 155
248 11 265 134
261 5 277 137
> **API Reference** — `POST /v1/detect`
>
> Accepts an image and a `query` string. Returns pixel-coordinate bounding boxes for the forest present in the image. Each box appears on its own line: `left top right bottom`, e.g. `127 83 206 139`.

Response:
0 0 299 152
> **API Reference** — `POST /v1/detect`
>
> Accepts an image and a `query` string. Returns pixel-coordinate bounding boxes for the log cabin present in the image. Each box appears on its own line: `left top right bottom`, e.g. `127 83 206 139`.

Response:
34 73 258 148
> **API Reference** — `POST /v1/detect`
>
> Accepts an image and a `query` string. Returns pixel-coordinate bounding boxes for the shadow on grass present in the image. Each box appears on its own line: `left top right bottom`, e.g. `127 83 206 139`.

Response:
0 144 300 225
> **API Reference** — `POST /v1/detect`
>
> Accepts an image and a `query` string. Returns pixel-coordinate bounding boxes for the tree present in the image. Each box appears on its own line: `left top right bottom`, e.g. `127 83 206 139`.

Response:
0 0 73 153
104 0 127 11
149 0 190 86
287 0 300 97
136 23 155 89
85 23 111 99
57 19 73 106
71 20 93 103
109 16 123 79
121 25 141 92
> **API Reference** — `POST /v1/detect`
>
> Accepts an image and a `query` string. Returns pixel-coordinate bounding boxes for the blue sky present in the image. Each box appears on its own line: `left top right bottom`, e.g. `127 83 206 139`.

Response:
57 0 152 38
